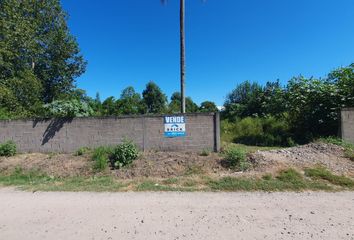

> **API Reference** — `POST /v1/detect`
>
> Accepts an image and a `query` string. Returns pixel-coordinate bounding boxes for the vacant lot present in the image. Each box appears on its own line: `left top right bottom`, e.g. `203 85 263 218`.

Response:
0 142 353 192
0 189 353 240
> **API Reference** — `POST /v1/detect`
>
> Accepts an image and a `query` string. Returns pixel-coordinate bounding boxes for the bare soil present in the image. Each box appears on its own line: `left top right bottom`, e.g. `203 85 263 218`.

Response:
0 143 353 178
0 153 92 177
249 143 354 177
115 151 225 179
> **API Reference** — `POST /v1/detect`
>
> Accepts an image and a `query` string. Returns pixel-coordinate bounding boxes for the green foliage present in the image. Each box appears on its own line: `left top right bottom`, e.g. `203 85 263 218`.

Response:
117 87 146 115
44 99 94 117
0 0 86 119
207 168 331 191
286 77 340 141
184 165 205 176
276 169 304 185
262 173 273 181
345 150 354 161
221 117 294 147
142 81 167 114
0 140 17 157
223 65 354 144
328 64 354 107
91 147 112 172
101 97 118 116
224 81 263 119
199 148 211 156
111 140 139 169
223 146 250 171
74 147 91 156
168 92 199 113
199 101 219 113
0 0 86 103
305 167 354 188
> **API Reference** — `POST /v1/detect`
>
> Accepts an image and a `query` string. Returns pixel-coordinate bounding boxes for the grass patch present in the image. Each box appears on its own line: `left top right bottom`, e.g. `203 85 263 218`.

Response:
0 167 53 187
74 147 91 156
91 146 113 172
184 165 205 176
162 177 179 185
207 169 332 192
135 180 187 191
0 167 352 192
0 167 126 192
199 148 211 156
222 143 282 154
305 167 354 188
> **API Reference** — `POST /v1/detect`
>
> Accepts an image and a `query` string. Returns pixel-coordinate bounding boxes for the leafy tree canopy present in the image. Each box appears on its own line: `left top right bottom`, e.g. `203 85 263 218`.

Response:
142 81 167 114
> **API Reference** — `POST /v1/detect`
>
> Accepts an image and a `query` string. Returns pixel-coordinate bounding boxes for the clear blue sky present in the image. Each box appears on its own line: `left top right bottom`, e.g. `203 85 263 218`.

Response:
61 0 354 106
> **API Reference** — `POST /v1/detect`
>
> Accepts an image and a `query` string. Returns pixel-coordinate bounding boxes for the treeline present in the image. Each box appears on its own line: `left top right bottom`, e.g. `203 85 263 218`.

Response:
43 81 218 118
0 0 217 119
222 65 354 145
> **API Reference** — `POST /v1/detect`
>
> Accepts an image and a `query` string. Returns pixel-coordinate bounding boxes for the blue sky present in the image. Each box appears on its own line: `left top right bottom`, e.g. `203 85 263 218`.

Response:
61 0 354 106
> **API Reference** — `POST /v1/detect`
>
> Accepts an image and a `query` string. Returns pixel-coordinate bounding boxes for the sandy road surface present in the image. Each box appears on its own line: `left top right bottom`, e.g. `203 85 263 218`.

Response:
0 189 353 240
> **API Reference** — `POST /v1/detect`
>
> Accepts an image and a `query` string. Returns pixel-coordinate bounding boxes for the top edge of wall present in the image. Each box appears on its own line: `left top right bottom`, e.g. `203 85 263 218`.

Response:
0 112 219 122
342 108 354 111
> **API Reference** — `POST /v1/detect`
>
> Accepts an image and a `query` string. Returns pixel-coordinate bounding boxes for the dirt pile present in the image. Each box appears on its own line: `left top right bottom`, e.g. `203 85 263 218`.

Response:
0 142 352 178
0 153 92 177
114 151 225 179
250 143 354 176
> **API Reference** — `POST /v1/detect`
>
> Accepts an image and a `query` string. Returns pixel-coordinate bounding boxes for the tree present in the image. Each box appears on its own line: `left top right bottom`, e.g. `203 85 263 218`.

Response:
2 70 43 112
199 101 218 112
224 81 263 119
328 64 354 107
260 80 286 117
142 81 167 114
118 86 145 115
286 76 339 141
102 97 118 116
169 92 198 113
0 0 86 103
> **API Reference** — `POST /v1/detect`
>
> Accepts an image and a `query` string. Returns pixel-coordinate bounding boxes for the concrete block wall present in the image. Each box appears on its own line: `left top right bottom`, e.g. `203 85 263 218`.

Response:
0 113 220 153
341 108 354 144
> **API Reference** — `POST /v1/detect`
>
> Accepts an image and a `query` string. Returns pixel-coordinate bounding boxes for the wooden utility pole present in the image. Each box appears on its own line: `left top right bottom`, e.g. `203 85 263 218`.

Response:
180 0 186 113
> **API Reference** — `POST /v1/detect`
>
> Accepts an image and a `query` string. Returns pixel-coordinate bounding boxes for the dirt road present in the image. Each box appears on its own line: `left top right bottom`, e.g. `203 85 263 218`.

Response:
0 189 353 240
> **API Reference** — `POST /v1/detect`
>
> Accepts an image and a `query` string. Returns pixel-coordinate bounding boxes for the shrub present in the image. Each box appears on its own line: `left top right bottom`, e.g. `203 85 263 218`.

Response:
221 117 294 147
75 147 91 156
0 140 17 157
43 99 94 117
91 146 112 171
199 148 211 156
223 146 250 171
110 140 139 169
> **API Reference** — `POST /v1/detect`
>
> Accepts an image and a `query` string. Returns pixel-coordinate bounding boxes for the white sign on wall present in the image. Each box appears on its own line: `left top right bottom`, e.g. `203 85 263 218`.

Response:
164 116 186 137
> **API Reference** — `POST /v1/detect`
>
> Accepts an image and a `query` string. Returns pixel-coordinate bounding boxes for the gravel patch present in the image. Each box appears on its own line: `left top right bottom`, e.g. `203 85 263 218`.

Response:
250 143 354 176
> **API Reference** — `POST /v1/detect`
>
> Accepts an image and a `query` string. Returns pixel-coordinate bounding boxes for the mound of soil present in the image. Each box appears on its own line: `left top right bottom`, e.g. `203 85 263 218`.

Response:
0 142 352 179
114 151 225 179
0 153 92 177
249 143 354 176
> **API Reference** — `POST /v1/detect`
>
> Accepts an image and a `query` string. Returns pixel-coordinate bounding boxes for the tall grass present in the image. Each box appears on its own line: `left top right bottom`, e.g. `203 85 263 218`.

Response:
221 117 295 147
